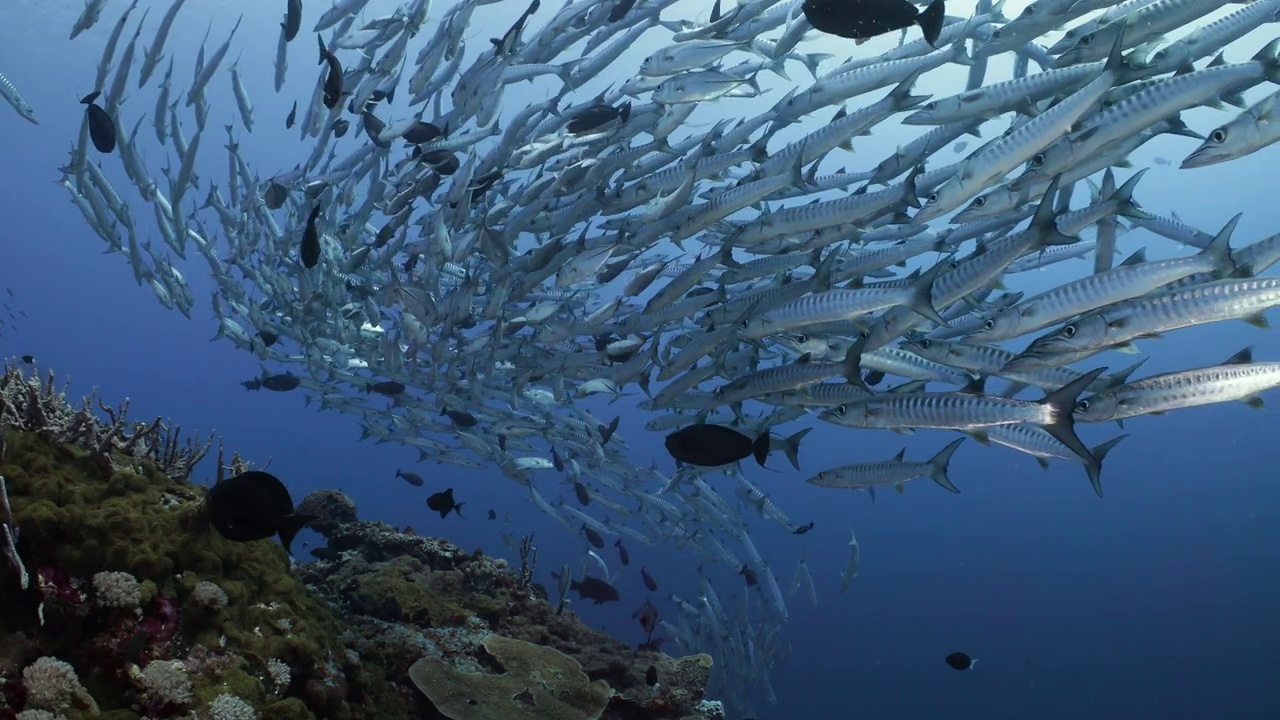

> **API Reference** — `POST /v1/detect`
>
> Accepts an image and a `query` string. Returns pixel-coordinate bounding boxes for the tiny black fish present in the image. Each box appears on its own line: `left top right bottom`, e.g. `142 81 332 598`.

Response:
301 204 322 268
206 470 314 554
333 118 350 137
248 370 301 392
552 447 565 471
615 538 630 566
396 469 424 487
665 424 770 468
583 524 604 549
440 406 477 427
945 652 975 671
285 100 297 128
802 0 946 48
264 181 289 210
283 0 302 41
20 355 34 364
573 481 590 506
645 665 658 686
367 380 406 396
80 91 117 154
640 566 657 592
316 35 344 109
793 521 815 535
487 509 497 520
570 574 620 604
426 488 464 519
739 564 759 586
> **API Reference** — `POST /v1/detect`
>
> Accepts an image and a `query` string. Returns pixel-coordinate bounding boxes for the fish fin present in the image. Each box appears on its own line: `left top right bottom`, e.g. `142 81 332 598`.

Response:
782 428 812 471
1244 395 1265 410
278 513 316 555
918 0 947 48
928 438 964 493
1242 312 1270 329
1039 367 1108 480
906 256 952 326
752 432 771 468
1035 457 1050 470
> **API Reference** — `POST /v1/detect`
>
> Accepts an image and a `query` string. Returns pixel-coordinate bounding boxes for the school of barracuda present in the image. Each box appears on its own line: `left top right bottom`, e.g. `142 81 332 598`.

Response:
5 0 1280 712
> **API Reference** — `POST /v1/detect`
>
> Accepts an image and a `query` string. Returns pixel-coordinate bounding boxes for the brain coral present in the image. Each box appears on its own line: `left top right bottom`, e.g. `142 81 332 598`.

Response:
408 634 613 720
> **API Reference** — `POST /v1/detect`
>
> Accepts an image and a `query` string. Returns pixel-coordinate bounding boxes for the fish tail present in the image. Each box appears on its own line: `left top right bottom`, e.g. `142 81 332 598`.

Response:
1039 367 1108 479
918 0 946 48
1029 175 1079 247
454 503 465 518
840 336 867 388
781 428 812 471
1082 434 1128 497
80 91 101 105
928 438 965 493
751 432 770 468
906 257 952 326
1200 212 1241 276
316 34 327 65
278 513 315 555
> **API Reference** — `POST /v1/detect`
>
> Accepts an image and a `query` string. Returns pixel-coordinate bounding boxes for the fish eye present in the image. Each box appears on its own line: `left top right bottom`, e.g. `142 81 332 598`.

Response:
835 405 847 415
816 471 825 480
1080 34 1093 46
972 196 986 208
1211 128 1227 144
795 334 808 343
917 339 931 349
1077 399 1090 411
949 259 960 269
983 319 995 330
927 193 939 204
1063 324 1077 338
924 101 937 110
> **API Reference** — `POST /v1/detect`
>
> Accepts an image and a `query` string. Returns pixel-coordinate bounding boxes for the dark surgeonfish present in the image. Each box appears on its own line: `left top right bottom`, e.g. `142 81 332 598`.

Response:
665 424 770 468
206 470 314 554
803 0 946 48
571 574 620 604
566 101 632 134
946 651 976 670
427 488 465 518
283 0 302 42
80 91 116 153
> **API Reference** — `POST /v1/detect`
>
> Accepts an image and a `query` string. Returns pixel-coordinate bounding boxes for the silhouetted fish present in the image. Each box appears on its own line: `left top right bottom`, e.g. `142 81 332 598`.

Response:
793 521 815 535
206 470 314 554
583 524 604 549
264 181 289 209
396 469 424 487
570 575 620 604
803 0 946 47
739 564 759 586
333 118 350 137
20 355 34 364
80 91 116 153
640 566 657 592
945 652 975 670
573 481 590 506
367 380 406 396
301 204 322 268
285 100 297 128
427 488 464 518
615 538 630 566
283 0 302 42
665 424 769 467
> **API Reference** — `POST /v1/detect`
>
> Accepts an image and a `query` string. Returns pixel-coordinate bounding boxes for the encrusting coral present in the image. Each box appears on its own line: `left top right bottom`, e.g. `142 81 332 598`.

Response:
0 361 715 720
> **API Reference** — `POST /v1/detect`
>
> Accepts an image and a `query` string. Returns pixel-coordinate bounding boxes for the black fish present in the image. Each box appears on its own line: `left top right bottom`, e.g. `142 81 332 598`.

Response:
566 103 627 134
361 111 392 149
640 566 657 592
469 170 502 201
206 470 314 554
608 0 638 23
283 0 302 41
802 0 946 47
316 35 344 109
441 406 477 427
573 481 590 506
615 538 630 566
367 380 406 396
645 665 658 686
583 524 604 549
403 120 445 144
552 447 565 471
396 469 424 487
487 509 497 520
20 355 34 364
864 369 886 386
665 424 769 468
285 100 297 129
793 521 815 535
264 181 289 210
570 575 620 604
945 652 975 670
426 488 464 519
258 371 301 392
333 118 350 137
301 204 322 268
739 564 759 586
257 330 279 347
80 92 116 154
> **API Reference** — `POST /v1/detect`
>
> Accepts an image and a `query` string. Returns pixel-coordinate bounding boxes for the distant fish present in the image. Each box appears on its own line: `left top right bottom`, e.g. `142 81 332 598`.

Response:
945 652 975 670
426 488 464 519
552 447 565 471
640 566 657 592
583 524 604 549
316 35 344 109
803 0 946 47
645 665 658 686
570 574 620 604
20 355 34 364
573 481 590 506
256 330 280 347
285 100 297 128
793 521 815 535
242 369 300 392
301 204 322 268
440 406 477 427
665 424 769 468
205 470 314 554
333 118 350 137
739 564 759 586
396 469 424 487
566 102 630 134
264 181 289 210
487 509 497 520
80 91 116 153
615 538 630 566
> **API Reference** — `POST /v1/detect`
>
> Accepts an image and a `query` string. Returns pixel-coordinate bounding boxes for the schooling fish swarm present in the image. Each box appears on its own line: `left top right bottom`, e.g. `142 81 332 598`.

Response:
13 0 1280 715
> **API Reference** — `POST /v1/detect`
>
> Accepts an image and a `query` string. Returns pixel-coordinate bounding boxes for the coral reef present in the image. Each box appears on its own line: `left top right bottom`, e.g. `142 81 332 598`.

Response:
0 362 714 720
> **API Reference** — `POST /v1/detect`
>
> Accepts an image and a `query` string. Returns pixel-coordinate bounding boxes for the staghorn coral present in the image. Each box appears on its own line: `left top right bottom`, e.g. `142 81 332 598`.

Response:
408 634 613 720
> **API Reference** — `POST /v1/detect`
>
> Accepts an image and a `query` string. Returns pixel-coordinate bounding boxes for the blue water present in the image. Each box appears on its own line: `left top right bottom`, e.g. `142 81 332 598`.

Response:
3 1 1280 718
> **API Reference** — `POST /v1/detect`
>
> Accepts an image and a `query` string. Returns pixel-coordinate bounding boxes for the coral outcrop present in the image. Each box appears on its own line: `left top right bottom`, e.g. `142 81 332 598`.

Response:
0 362 713 720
